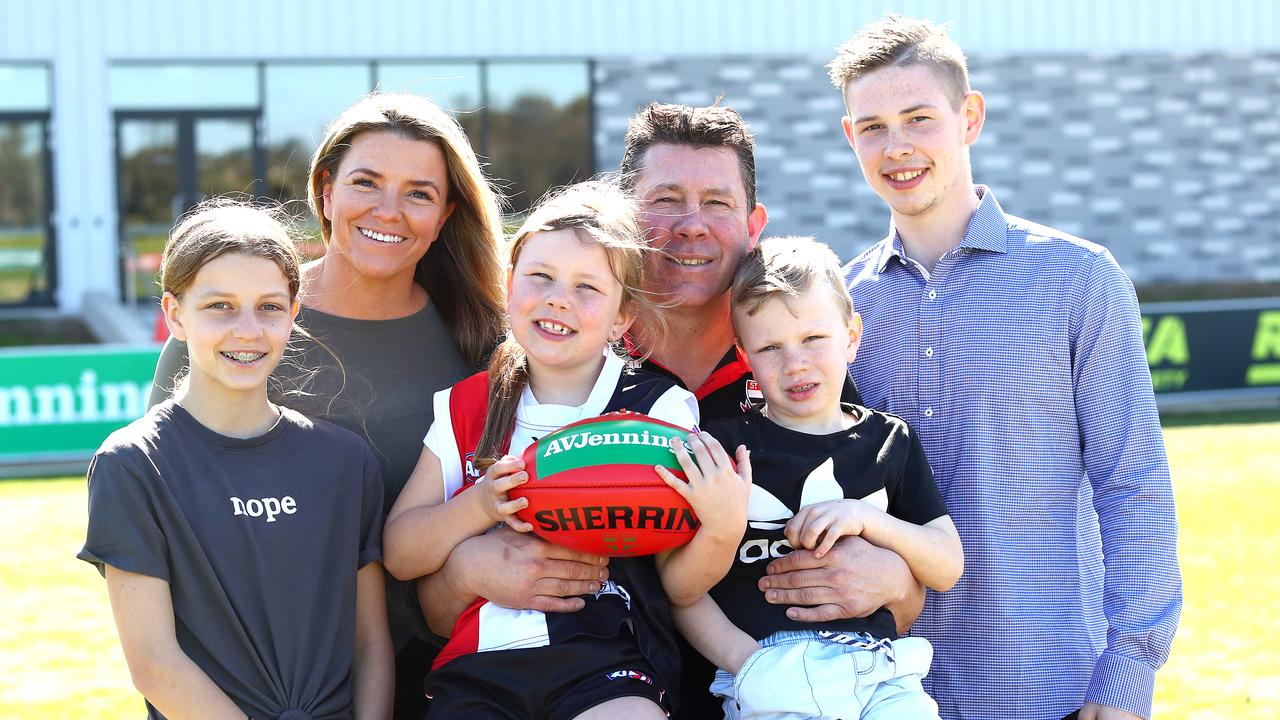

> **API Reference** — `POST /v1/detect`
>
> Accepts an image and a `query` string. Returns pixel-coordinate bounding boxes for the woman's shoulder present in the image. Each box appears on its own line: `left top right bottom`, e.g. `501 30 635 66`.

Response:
276 406 376 456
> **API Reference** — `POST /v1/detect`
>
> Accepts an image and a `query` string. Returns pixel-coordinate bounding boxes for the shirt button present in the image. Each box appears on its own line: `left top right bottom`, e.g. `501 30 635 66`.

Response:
924 407 934 418
928 290 937 300
925 347 934 358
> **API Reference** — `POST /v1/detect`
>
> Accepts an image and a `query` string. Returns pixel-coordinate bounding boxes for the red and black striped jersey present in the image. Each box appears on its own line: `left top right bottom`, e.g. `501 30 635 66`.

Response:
425 352 698 695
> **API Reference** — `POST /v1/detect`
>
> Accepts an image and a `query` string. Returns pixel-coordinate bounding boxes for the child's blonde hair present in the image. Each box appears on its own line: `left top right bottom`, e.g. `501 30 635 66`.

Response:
474 180 661 467
730 236 854 326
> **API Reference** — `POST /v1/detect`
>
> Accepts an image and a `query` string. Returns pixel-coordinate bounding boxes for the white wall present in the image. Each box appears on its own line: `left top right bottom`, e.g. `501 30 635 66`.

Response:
4 0 1277 60
1 0 1277 311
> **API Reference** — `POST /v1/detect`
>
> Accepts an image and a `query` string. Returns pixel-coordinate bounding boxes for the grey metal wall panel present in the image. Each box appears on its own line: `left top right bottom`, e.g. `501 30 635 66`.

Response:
595 50 1280 285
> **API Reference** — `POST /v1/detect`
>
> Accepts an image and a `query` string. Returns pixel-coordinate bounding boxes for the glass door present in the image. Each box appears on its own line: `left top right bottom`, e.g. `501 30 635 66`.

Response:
115 112 260 303
0 115 54 306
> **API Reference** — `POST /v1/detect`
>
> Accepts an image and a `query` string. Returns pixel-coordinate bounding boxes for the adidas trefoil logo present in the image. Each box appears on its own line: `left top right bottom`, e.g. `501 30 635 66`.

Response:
746 457 887 530
739 457 887 564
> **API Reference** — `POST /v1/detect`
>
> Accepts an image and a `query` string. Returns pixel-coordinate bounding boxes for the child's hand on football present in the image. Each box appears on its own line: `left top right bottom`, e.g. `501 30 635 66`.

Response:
657 432 752 541
474 455 534 532
785 499 871 558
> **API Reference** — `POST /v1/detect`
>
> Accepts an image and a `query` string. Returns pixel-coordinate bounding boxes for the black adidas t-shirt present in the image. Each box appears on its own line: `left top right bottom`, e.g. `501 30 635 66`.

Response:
704 405 947 641
638 347 865 719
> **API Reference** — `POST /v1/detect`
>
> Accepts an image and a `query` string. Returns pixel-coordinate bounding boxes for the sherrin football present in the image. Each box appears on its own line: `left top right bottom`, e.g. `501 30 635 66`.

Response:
510 411 700 556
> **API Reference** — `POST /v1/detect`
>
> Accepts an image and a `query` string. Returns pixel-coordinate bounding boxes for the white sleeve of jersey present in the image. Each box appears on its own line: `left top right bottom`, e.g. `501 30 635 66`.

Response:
428 386 465 500
647 386 701 432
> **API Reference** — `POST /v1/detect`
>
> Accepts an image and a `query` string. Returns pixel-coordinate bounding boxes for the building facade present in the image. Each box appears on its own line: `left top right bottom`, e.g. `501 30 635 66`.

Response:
1 0 1277 315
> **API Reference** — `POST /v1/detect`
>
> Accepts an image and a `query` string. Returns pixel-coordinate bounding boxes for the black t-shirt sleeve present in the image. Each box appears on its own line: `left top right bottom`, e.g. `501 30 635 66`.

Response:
77 450 171 581
358 444 385 569
887 423 948 526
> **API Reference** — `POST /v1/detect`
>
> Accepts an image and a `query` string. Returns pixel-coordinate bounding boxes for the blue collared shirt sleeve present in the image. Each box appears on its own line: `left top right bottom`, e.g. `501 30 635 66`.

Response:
848 189 1184 718
1071 251 1183 718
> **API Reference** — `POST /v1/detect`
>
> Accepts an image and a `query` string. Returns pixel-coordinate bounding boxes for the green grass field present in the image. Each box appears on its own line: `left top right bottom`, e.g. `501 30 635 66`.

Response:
1 416 1277 718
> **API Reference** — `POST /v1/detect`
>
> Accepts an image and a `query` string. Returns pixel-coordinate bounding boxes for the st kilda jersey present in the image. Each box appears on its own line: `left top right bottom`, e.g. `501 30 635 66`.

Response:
424 351 699 682
636 346 863 423
703 405 948 642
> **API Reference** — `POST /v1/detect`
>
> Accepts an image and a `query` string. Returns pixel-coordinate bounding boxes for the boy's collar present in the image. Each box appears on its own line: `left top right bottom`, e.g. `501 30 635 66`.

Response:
875 186 1008 272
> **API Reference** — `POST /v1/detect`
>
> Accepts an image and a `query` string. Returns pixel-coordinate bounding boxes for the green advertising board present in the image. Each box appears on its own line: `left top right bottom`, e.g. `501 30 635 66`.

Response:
2 299 1279 472
1141 301 1280 395
0 344 160 463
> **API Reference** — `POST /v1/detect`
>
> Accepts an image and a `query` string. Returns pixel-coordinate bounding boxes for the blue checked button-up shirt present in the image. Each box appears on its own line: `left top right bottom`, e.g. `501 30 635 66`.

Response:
845 188 1181 720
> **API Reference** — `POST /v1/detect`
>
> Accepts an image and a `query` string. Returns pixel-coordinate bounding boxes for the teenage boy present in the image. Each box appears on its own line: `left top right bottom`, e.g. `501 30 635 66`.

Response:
668 236 961 720
832 15 1181 720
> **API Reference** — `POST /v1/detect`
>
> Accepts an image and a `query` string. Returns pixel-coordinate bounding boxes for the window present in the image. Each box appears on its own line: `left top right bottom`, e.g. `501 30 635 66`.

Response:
264 64 373 208
105 58 594 302
486 62 591 212
0 64 54 306
0 65 49 112
109 64 259 111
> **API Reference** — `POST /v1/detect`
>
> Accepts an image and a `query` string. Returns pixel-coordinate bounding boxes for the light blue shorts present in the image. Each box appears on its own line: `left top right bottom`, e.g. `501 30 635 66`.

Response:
709 630 938 720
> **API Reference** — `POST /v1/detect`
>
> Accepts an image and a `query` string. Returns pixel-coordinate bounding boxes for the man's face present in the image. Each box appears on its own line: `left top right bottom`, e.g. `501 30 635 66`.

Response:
634 144 767 311
840 63 984 221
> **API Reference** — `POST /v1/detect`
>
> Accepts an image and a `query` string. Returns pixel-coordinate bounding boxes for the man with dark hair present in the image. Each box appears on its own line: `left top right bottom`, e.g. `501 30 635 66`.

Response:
620 102 766 419
423 101 922 719
833 14 1181 720
620 102 760 209
621 101 923 719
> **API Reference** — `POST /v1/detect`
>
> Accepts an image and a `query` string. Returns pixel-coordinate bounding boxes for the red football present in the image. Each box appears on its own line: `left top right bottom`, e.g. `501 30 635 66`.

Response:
510 411 700 557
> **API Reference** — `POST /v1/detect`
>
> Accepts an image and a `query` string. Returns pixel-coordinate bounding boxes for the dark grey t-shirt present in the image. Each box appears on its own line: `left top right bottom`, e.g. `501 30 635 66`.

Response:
79 401 384 720
148 302 474 648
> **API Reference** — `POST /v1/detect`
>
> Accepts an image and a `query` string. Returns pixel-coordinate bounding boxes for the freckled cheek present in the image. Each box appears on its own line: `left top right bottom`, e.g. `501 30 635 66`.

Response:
753 359 782 386
409 208 447 235
332 188 369 215
572 297 610 325
507 286 543 318
204 317 236 333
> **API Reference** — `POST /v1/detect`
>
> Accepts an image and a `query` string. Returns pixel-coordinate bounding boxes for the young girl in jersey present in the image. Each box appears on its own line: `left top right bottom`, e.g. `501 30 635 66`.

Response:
79 200 393 720
383 180 752 720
